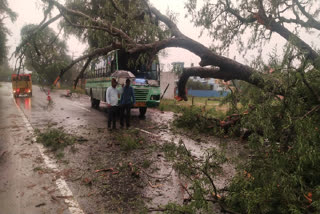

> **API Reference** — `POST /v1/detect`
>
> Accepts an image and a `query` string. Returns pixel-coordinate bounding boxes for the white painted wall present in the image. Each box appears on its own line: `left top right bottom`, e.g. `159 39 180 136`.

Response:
160 72 177 99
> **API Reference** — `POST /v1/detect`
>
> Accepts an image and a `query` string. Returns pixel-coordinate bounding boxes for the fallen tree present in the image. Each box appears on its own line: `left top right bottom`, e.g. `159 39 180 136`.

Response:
13 0 318 94
13 0 320 213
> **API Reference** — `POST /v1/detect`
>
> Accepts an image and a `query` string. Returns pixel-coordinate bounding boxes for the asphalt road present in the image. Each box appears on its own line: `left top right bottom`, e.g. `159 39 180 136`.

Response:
0 81 152 214
0 81 244 214
0 82 92 214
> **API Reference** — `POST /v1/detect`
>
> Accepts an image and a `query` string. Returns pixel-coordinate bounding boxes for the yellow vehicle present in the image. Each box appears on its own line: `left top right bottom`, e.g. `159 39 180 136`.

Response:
12 74 32 97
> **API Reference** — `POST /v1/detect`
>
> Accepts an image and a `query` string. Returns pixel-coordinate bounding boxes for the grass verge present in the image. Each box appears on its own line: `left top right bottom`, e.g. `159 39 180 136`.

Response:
159 97 228 113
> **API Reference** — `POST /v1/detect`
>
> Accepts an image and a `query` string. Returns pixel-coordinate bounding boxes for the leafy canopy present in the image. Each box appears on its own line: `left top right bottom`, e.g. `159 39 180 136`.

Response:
21 24 71 83
186 0 320 59
0 0 16 65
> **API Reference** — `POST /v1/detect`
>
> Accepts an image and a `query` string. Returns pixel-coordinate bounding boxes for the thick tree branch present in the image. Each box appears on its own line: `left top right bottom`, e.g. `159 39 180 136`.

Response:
38 2 54 27
44 27 63 47
49 0 134 43
54 44 121 85
249 0 320 63
128 35 283 94
177 67 281 100
125 7 287 96
110 0 123 14
149 7 184 38
278 17 320 31
224 0 256 24
73 57 92 89
297 62 320 103
62 13 119 36
222 0 319 63
21 0 316 99
293 0 320 29
268 20 319 62
41 1 285 94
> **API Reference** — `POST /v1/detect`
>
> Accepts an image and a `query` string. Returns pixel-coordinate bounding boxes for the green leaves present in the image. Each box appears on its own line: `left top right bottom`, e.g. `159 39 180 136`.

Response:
161 140 227 213
0 0 17 65
36 128 76 152
20 24 71 83
64 0 168 49
220 52 320 213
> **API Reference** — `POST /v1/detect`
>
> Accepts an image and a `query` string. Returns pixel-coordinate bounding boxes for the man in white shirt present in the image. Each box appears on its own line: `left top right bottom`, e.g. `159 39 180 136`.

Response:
106 78 120 130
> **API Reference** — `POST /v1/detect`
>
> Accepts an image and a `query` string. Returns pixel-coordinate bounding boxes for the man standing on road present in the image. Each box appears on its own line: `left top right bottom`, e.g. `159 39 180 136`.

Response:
106 78 119 130
120 78 135 129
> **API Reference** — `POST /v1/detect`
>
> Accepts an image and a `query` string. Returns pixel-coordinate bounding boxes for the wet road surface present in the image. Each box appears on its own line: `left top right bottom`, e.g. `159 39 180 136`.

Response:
0 82 168 213
0 82 245 213
0 83 92 214
0 82 80 214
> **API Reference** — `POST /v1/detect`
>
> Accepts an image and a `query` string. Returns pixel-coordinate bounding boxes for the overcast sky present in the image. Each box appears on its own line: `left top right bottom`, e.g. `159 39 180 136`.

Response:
5 0 208 71
5 0 87 68
4 0 318 71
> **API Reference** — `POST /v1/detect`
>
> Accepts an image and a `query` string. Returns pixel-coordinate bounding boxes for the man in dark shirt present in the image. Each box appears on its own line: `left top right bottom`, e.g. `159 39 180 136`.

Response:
120 78 135 128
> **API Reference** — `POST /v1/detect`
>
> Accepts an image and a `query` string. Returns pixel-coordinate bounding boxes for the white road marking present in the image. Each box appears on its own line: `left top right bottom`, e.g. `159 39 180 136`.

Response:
13 96 85 214
71 102 91 112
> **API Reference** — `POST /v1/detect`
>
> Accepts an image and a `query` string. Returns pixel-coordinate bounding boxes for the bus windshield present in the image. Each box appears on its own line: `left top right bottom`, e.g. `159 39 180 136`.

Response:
128 63 159 80
86 50 159 81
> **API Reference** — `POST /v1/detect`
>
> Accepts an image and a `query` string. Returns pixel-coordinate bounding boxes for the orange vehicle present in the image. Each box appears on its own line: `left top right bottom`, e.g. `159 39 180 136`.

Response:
12 74 32 97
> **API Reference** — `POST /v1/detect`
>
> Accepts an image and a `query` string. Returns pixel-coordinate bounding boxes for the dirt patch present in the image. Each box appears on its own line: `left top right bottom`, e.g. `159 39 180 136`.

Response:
50 126 159 213
28 90 248 213
49 109 246 213
140 109 248 210
0 151 7 162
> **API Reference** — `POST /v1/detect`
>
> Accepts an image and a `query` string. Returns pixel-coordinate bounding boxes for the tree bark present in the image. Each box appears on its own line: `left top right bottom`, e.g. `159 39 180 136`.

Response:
177 67 283 100
73 57 92 89
56 44 121 85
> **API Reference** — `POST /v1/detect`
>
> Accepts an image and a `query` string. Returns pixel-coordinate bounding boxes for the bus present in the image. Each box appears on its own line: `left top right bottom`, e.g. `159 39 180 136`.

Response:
12 74 32 97
84 50 161 117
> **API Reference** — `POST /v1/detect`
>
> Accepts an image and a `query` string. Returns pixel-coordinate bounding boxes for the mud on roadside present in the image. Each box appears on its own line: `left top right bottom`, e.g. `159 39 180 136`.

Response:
33 92 248 213
36 124 159 213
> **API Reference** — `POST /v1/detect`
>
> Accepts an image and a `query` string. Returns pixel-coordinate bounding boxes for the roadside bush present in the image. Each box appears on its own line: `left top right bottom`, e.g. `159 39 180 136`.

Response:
169 51 320 213
160 140 228 213
173 106 226 136
159 99 184 113
225 78 320 213
36 128 76 153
